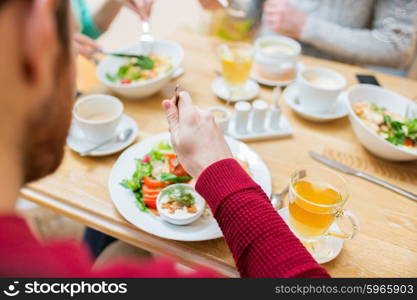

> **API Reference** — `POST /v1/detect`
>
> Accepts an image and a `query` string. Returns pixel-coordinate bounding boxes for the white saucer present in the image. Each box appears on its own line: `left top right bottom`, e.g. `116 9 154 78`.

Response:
211 77 259 102
278 207 344 264
283 83 348 122
67 114 138 157
251 62 305 87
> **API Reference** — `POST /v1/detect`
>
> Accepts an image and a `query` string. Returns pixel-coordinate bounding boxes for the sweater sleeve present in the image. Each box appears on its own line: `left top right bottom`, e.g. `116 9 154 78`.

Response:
195 159 329 278
300 0 417 68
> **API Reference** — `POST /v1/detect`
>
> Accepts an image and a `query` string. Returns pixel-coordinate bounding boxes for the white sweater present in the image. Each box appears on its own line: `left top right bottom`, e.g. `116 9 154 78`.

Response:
265 0 417 69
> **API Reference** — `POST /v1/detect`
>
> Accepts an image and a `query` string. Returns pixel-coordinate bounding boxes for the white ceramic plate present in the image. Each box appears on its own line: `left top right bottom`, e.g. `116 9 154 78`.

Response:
211 77 259 102
108 132 272 241
284 83 348 122
251 62 305 87
67 114 138 157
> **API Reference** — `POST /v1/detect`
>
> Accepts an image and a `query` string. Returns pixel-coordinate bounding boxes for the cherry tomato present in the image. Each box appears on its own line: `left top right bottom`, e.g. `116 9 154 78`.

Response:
143 156 151 163
404 139 413 147
143 176 167 188
121 79 132 84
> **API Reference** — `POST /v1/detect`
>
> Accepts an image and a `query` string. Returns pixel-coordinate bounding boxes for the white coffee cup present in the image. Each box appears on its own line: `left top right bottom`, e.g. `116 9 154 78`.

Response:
297 67 346 113
73 94 124 143
254 35 301 80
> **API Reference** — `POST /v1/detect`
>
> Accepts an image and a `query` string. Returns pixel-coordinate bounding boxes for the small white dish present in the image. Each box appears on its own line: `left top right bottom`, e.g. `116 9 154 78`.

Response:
211 77 259 102
344 84 417 161
157 184 206 226
277 207 344 264
284 83 348 122
251 62 305 87
67 114 138 157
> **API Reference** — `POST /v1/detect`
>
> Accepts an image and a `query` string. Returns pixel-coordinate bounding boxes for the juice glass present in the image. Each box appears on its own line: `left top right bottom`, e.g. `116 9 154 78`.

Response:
288 167 360 259
217 43 254 101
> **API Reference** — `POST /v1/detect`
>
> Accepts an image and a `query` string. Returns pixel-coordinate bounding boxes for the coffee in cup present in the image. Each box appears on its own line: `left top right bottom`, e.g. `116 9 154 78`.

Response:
73 94 123 143
297 67 346 113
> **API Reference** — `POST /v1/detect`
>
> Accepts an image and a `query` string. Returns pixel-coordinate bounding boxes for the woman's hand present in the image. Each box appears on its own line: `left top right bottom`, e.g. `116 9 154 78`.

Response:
264 0 308 39
73 33 101 59
123 0 154 20
162 92 233 178
199 0 222 11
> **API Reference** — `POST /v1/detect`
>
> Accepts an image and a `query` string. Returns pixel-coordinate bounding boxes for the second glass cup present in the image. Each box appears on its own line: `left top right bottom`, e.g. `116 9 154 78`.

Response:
217 43 254 102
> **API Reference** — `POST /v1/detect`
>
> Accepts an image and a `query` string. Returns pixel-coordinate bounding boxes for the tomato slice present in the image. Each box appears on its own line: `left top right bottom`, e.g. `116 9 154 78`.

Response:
143 176 167 188
142 184 160 195
144 197 157 209
163 153 176 160
121 79 132 84
168 158 189 177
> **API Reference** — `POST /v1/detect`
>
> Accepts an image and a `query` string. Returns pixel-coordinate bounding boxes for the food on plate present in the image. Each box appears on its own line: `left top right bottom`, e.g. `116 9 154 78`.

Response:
353 101 417 151
106 54 172 85
121 141 192 213
157 184 205 225
161 185 197 215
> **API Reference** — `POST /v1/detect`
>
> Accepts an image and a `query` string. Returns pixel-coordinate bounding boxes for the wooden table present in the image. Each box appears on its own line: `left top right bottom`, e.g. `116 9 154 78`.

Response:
21 31 417 278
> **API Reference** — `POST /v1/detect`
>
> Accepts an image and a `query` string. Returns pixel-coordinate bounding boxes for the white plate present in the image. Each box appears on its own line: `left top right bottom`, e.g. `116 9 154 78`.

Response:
211 77 259 102
67 114 138 157
284 83 348 122
278 207 344 264
109 132 272 241
251 62 305 87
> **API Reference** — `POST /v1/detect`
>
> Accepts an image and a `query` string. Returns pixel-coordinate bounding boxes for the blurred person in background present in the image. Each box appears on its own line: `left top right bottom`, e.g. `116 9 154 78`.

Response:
201 0 417 75
72 0 154 58
0 0 329 278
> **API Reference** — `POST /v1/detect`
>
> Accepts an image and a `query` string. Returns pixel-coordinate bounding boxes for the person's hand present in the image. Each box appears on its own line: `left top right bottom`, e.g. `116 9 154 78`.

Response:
199 0 222 10
264 0 308 39
73 33 101 59
123 0 154 20
162 92 233 178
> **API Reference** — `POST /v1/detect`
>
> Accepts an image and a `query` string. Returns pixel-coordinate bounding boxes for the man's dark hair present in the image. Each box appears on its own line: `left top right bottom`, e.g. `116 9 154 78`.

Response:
0 0 70 52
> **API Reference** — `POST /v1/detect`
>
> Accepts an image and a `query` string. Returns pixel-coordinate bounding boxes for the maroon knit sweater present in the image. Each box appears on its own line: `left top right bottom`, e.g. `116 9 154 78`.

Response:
0 159 329 278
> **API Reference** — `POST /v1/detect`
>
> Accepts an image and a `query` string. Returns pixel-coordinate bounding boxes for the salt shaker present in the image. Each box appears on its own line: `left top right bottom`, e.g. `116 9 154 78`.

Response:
251 99 268 132
234 101 251 134
269 87 282 130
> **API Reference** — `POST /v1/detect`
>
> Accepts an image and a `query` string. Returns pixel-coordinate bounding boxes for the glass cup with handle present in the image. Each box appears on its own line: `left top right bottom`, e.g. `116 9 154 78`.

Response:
288 167 360 261
217 43 254 102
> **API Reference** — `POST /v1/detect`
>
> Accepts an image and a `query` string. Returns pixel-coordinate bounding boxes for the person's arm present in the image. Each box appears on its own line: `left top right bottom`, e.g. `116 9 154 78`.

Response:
299 0 417 68
93 0 123 34
195 159 329 278
162 92 329 278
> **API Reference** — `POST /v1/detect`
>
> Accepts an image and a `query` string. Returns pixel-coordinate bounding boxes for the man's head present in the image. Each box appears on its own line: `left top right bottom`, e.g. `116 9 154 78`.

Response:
0 0 74 183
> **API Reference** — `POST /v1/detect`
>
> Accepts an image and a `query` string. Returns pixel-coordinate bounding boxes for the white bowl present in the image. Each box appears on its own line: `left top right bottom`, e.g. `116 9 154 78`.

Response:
97 40 184 100
344 84 417 161
156 184 206 226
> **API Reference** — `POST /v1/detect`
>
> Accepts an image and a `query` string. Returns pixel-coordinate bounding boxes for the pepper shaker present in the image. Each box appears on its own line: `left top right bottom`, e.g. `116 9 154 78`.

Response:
234 101 251 134
251 99 268 132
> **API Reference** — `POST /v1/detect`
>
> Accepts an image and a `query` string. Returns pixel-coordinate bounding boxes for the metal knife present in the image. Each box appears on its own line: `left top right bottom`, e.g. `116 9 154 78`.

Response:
309 151 417 202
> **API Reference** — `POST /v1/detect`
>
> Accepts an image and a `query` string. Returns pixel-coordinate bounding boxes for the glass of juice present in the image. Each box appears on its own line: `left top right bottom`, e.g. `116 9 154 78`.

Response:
217 43 254 102
288 167 360 260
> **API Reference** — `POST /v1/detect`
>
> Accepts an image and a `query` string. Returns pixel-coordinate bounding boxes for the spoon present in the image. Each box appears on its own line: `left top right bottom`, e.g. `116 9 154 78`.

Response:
270 169 306 209
80 129 133 156
140 19 153 54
